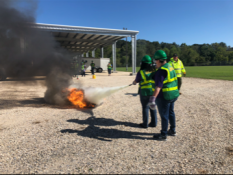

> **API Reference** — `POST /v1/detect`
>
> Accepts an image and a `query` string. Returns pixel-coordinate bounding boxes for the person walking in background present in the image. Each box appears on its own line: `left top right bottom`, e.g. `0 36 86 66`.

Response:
107 62 112 76
90 61 95 75
148 50 179 141
132 55 157 129
168 54 186 94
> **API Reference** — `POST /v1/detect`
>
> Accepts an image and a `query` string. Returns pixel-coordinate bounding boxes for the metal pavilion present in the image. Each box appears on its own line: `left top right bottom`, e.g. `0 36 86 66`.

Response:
32 23 139 74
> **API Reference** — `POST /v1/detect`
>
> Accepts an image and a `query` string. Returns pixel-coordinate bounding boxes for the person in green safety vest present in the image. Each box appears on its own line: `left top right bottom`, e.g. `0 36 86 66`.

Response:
90 61 95 75
148 50 179 141
107 62 112 76
81 62 86 77
132 55 157 128
168 54 186 95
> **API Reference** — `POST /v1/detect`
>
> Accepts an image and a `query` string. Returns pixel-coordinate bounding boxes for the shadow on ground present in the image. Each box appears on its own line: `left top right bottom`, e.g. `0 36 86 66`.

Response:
0 98 98 111
61 114 154 141
5 77 46 81
125 93 139 96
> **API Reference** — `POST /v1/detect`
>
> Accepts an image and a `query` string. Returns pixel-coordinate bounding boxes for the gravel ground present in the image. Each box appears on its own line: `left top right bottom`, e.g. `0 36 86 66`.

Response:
0 71 233 174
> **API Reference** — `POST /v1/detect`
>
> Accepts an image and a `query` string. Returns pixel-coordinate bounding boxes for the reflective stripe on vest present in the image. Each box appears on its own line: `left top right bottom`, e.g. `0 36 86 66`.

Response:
141 85 155 91
160 66 178 92
162 86 178 92
140 70 155 85
161 67 177 84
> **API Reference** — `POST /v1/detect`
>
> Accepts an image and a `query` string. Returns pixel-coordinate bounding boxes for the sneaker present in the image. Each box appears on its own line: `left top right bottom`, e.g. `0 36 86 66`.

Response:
153 134 167 141
77 78 79 79
139 123 148 129
167 129 176 136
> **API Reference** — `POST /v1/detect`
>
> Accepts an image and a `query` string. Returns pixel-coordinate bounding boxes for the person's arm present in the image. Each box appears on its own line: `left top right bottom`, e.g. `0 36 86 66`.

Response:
153 86 162 98
133 72 142 85
181 61 186 76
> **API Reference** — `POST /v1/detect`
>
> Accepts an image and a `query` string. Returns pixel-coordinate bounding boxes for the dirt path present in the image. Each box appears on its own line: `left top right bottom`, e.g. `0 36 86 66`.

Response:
0 72 232 174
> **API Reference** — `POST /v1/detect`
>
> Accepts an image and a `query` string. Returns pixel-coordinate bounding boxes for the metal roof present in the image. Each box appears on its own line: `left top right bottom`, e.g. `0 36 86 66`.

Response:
32 23 139 53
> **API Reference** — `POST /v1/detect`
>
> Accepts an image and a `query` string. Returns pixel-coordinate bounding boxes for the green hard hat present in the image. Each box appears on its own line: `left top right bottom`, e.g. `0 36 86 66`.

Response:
154 50 167 60
141 55 152 64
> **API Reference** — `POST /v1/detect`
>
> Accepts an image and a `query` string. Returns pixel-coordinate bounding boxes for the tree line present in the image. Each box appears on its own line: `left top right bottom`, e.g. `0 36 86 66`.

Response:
84 40 233 67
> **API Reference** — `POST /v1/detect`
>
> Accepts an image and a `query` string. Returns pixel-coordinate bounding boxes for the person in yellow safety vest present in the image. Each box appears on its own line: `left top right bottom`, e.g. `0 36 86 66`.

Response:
148 50 179 141
132 55 157 128
168 54 186 94
90 61 95 75
107 62 112 76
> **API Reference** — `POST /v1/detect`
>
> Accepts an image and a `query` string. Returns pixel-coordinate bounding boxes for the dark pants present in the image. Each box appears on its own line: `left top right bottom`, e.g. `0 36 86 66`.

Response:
156 97 178 135
108 69 111 74
91 68 95 75
140 95 157 127
81 70 85 77
177 77 182 90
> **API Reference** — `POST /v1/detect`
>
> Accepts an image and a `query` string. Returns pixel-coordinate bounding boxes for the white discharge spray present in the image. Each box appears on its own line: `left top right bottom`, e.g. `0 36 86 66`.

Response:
69 85 130 105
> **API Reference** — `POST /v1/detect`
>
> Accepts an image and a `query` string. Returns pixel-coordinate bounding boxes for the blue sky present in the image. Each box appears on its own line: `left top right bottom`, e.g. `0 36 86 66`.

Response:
35 0 233 47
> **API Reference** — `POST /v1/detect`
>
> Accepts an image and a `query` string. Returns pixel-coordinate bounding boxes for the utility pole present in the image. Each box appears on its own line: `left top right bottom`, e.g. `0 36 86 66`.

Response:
123 28 128 71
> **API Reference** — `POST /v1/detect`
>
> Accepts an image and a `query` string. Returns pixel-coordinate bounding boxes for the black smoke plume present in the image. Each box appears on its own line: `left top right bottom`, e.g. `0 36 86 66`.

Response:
0 0 76 105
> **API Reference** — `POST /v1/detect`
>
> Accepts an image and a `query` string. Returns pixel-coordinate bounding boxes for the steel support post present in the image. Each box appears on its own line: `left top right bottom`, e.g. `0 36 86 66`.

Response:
112 41 117 72
131 35 137 75
92 49 95 57
101 47 104 58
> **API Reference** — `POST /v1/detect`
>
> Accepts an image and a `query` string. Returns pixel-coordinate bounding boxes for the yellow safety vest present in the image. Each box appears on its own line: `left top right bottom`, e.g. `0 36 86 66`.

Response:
168 58 186 78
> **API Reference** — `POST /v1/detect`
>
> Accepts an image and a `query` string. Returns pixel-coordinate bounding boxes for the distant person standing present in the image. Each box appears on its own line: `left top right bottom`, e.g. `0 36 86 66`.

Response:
107 62 112 76
168 54 186 94
90 61 95 75
81 62 86 77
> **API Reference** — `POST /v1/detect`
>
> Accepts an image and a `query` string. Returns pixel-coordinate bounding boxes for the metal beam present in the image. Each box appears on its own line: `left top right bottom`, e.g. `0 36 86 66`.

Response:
55 37 113 44
112 41 117 72
60 43 101 48
92 49 95 57
34 23 139 37
131 35 137 75
101 47 104 58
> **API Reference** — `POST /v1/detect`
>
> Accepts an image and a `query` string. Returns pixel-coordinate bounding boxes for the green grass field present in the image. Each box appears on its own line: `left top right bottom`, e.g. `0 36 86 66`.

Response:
116 66 233 81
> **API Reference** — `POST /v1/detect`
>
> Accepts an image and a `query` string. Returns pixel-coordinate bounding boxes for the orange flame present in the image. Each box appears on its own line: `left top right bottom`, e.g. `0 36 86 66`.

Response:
67 88 87 108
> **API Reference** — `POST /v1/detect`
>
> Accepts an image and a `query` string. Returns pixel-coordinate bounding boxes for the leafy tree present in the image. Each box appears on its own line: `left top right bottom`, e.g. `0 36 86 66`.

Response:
228 52 233 64
84 39 232 67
